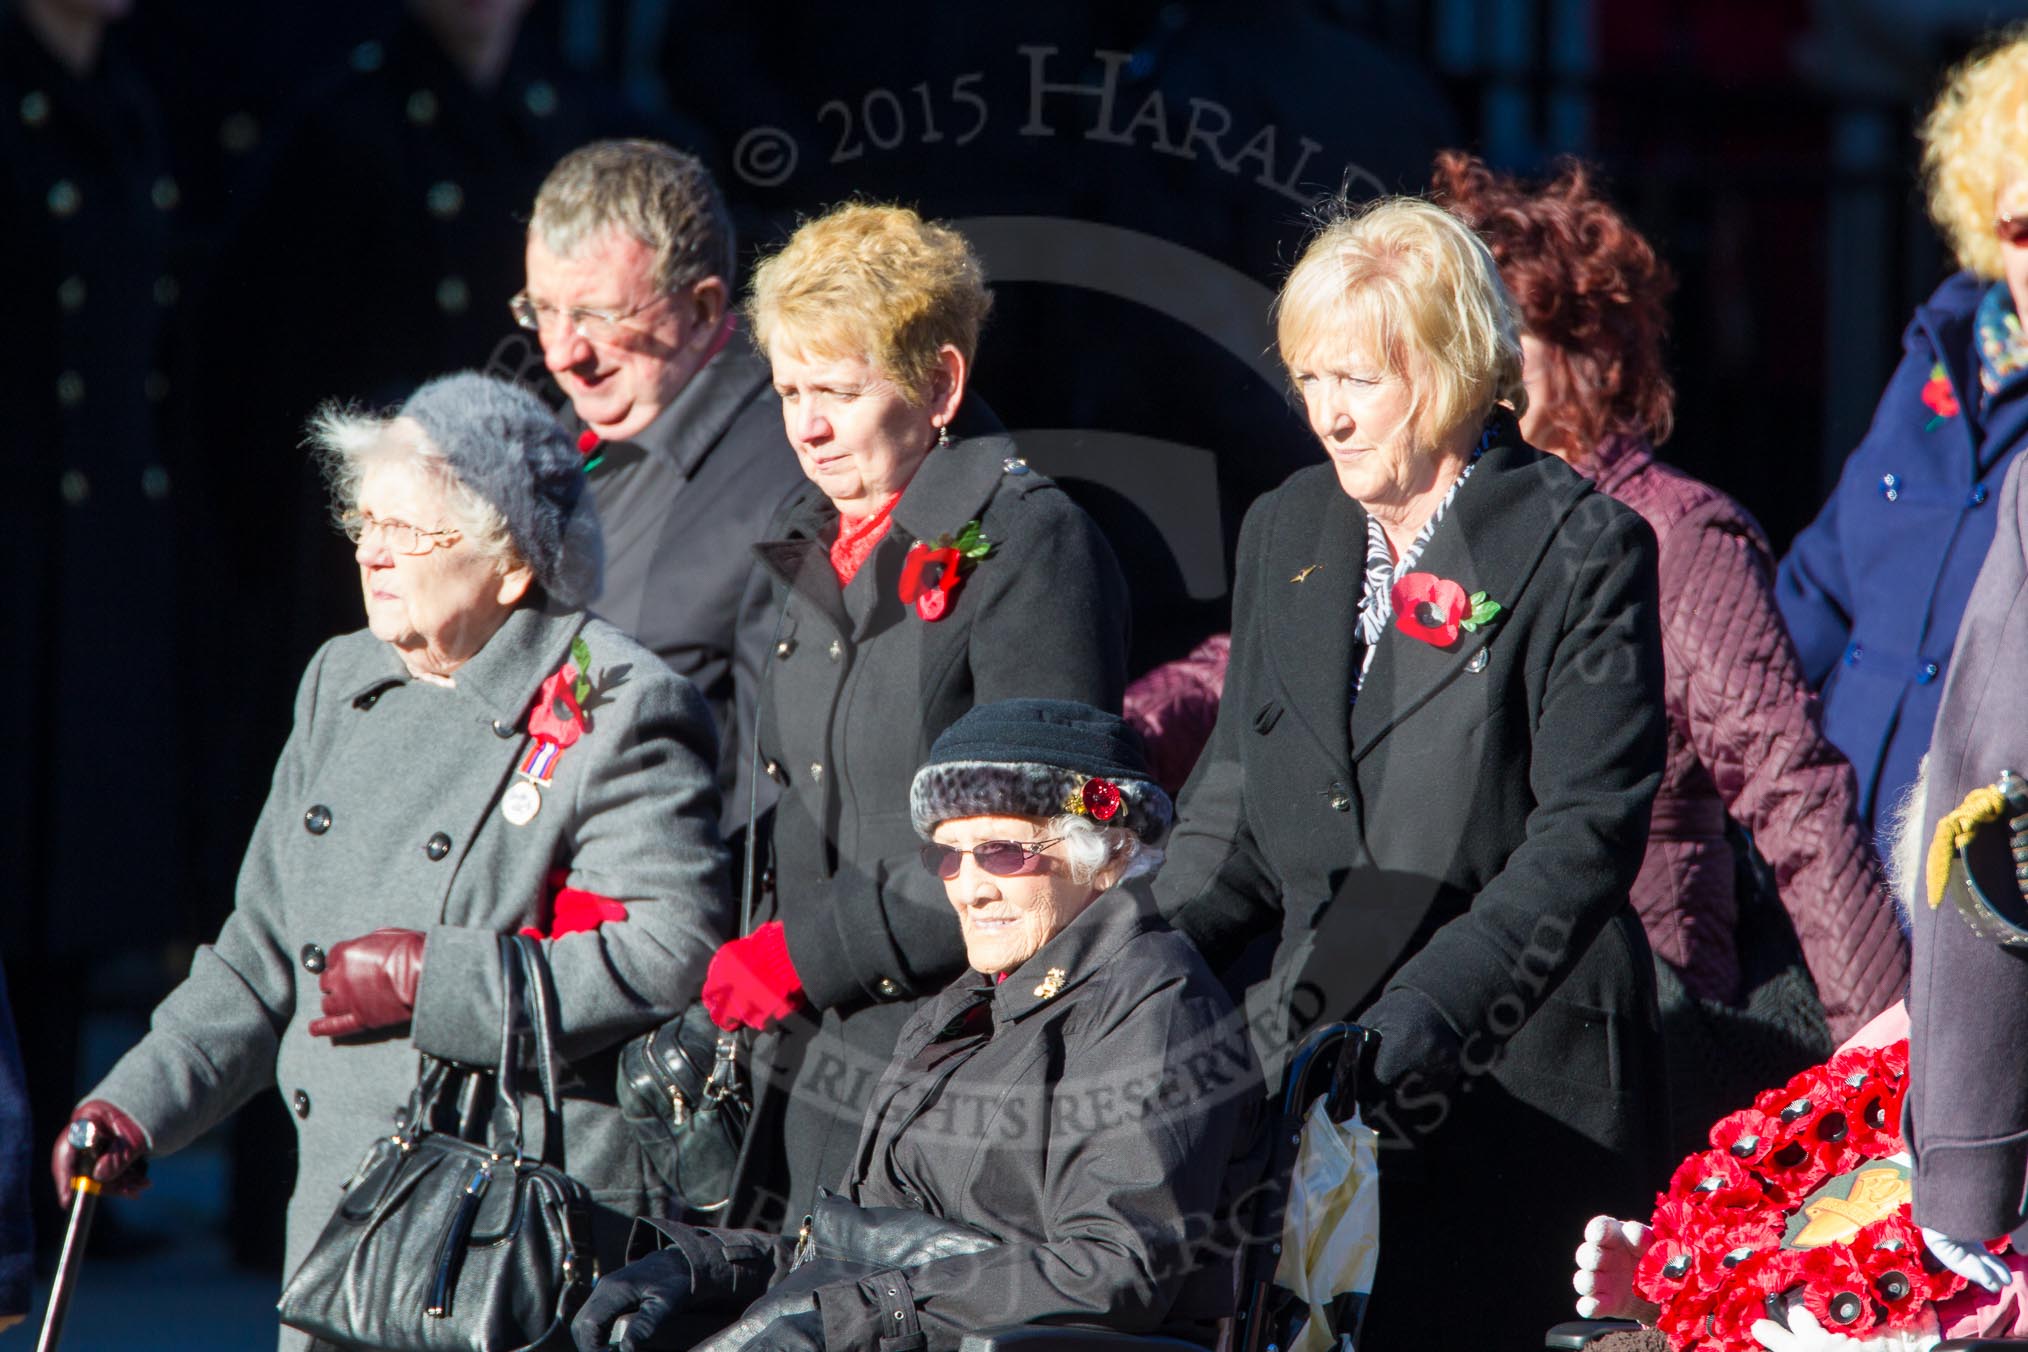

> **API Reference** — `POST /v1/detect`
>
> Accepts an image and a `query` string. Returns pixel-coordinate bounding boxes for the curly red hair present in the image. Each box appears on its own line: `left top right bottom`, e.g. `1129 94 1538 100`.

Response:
1430 150 1676 454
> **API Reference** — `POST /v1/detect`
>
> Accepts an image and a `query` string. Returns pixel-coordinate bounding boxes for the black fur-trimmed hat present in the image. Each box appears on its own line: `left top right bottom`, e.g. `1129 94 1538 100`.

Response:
910 698 1173 844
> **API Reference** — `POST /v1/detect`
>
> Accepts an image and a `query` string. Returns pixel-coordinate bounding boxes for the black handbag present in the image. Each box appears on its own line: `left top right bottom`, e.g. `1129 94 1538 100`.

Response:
615 666 782 1215
616 1002 749 1213
278 934 597 1351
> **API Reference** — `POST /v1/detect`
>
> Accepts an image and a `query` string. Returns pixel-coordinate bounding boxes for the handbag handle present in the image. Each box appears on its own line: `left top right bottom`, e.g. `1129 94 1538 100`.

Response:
490 933 568 1167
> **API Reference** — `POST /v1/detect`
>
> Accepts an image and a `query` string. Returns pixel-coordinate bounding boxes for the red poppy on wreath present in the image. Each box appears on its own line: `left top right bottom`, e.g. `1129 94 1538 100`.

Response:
1922 362 1960 428
1799 1246 1881 1335
1390 572 1503 647
1709 1108 1779 1169
898 519 993 622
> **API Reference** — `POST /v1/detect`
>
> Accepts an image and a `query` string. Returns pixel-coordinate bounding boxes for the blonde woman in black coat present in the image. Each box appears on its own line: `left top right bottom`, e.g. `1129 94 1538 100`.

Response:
704 205 1129 1226
1157 196 1670 1345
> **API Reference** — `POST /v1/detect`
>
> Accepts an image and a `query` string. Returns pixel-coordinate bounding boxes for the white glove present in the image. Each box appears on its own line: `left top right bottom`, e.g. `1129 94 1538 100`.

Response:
1572 1214 1661 1323
1921 1226 2010 1295
1751 1299 1939 1351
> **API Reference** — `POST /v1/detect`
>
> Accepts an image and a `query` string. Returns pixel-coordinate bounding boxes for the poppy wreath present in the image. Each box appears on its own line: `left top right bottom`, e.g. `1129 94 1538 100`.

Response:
899 519 993 622
1633 1039 2010 1350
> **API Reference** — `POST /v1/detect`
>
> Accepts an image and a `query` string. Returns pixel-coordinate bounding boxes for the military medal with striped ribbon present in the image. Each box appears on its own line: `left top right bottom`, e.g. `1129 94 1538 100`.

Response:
506 638 594 827
502 738 563 826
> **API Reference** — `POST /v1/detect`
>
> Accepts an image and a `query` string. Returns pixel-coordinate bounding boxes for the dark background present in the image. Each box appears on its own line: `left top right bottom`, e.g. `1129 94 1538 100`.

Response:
6 0 2023 1291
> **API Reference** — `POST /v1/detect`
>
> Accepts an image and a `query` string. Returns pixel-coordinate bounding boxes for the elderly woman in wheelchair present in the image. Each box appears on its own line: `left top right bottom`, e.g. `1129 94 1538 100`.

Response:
572 699 1266 1352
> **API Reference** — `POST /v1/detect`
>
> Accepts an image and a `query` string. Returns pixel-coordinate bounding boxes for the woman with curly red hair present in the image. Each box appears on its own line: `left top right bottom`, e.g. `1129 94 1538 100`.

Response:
1429 151 1907 1122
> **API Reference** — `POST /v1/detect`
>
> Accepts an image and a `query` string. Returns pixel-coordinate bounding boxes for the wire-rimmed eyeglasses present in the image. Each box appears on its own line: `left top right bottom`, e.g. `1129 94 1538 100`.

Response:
508 291 662 342
341 512 459 556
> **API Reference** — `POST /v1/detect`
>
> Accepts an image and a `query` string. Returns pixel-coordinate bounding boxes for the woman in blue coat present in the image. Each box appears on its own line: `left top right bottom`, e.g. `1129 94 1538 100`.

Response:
1777 32 2028 828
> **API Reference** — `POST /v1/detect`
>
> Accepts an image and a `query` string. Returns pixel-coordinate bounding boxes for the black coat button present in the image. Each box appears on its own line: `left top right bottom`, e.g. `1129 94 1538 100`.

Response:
425 832 451 861
491 719 516 738
300 944 326 974
304 805 332 835
353 691 381 711
292 1089 311 1119
1327 783 1352 812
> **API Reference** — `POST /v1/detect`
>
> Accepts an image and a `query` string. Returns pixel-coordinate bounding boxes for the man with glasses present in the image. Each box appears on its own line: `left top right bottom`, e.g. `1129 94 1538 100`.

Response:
519 140 802 821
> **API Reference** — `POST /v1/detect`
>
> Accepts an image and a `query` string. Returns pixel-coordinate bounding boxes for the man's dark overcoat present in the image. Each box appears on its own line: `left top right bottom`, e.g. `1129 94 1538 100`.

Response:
579 332 804 820
740 435 1129 1222
1157 425 1670 1348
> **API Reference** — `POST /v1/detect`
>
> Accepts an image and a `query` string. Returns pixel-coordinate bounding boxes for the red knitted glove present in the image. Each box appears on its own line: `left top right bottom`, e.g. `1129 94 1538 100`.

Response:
308 928 426 1038
702 921 804 1031
50 1100 150 1208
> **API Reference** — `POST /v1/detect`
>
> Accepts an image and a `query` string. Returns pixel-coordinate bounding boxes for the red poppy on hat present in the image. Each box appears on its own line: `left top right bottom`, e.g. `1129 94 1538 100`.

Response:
1081 777 1122 821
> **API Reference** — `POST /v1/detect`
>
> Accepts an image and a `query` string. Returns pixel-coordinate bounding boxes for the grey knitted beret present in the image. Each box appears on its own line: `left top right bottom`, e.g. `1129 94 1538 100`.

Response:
909 699 1174 844
399 372 603 607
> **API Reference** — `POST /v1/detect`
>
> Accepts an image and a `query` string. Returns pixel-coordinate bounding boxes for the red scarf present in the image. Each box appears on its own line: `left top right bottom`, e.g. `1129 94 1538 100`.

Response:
829 494 899 587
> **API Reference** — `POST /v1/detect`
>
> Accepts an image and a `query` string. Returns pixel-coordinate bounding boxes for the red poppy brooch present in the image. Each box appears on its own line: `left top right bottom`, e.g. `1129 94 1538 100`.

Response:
1922 362 1959 431
528 637 595 748
899 519 993 622
1062 776 1122 822
1390 572 1502 648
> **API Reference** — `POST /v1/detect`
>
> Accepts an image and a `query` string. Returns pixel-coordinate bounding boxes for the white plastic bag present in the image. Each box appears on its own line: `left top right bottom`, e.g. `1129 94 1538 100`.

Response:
1272 1096 1381 1352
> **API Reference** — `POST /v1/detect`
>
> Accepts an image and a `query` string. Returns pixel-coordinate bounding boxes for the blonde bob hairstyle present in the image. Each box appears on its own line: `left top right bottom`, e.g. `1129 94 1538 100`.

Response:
1922 28 2028 281
1276 195 1527 443
746 202 993 404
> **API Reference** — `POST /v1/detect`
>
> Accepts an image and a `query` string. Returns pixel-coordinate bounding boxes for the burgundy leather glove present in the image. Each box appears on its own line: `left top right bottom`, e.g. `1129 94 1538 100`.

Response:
701 921 805 1031
308 927 426 1039
50 1100 150 1208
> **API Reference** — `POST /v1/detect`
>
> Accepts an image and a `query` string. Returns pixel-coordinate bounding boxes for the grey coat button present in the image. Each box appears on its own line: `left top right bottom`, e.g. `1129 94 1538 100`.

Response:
425 832 451 861
292 1090 311 1119
300 944 326 974
304 805 332 834
876 977 900 997
827 639 843 661
492 719 517 738
775 639 795 659
809 762 824 783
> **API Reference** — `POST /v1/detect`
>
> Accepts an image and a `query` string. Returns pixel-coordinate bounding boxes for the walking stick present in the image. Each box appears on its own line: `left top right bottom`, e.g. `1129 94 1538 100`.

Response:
35 1119 107 1352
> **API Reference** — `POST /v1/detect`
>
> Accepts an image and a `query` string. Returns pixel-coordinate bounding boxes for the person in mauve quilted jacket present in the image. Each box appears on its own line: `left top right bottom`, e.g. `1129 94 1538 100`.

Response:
1127 156 1908 1045
1427 152 1906 1042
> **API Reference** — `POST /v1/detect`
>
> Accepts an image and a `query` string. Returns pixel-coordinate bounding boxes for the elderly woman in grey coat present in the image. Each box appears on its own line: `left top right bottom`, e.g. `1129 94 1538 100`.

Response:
573 699 1262 1352
51 373 732 1348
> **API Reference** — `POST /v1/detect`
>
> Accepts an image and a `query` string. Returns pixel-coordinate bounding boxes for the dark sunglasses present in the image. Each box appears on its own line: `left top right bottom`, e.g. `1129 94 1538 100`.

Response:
1999 213 2028 246
919 838 1061 880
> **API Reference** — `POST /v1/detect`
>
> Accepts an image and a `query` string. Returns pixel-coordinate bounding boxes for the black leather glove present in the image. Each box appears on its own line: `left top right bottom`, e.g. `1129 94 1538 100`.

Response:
571 1249 695 1352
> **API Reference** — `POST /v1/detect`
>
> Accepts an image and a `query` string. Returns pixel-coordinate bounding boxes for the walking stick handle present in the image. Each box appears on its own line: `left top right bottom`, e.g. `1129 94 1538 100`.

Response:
37 1120 109 1352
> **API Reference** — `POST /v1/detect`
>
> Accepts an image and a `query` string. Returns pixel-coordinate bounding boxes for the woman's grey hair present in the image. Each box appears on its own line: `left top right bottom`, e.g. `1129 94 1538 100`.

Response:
530 139 735 294
1049 814 1163 887
1885 756 1930 931
308 373 603 606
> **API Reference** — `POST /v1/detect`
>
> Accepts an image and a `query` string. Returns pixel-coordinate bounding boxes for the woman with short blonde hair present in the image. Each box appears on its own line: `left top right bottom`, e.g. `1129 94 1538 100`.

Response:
700 202 1127 1225
1158 192 1669 1346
